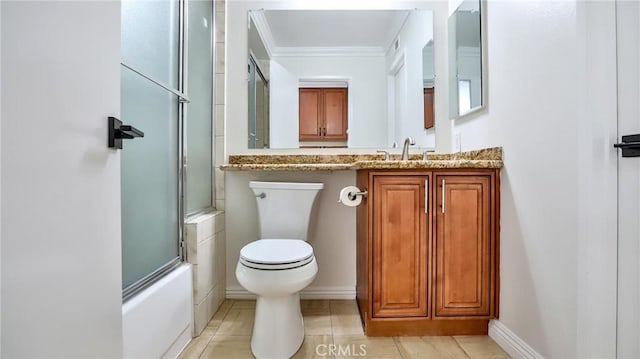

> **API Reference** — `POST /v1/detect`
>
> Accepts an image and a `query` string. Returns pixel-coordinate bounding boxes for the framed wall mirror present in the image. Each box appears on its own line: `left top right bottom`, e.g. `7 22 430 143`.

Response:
448 0 485 118
246 9 435 149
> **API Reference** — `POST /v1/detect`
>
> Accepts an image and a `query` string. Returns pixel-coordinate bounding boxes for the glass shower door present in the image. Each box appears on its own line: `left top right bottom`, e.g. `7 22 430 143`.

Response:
120 0 183 298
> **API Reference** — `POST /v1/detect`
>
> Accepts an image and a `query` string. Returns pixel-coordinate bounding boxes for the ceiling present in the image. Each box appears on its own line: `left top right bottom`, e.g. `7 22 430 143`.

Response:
259 10 409 50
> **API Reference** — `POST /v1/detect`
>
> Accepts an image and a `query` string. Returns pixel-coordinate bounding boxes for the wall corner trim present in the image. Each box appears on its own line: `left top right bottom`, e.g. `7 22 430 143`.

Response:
488 320 545 359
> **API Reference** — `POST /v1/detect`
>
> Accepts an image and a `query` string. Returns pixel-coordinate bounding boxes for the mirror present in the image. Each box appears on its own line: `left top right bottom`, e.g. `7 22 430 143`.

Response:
449 0 484 118
246 10 435 149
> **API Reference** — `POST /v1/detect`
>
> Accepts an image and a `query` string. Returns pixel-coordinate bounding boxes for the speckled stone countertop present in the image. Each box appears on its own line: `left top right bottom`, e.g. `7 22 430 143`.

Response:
220 147 503 171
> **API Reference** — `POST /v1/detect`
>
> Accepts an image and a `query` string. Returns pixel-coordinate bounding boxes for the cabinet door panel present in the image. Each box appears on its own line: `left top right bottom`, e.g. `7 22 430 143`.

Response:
423 88 434 129
299 88 322 140
435 175 490 317
373 176 428 317
323 88 347 140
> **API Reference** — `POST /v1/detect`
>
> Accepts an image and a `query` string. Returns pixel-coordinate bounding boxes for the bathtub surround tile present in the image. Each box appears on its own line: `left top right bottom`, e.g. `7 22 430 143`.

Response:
454 335 511 358
216 309 255 336
215 199 225 211
215 42 225 73
215 134 225 168
333 335 402 359
201 335 253 359
185 211 226 336
193 299 210 336
215 105 225 134
215 0 225 13
215 74 225 105
293 335 334 359
214 167 225 200
214 10 225 45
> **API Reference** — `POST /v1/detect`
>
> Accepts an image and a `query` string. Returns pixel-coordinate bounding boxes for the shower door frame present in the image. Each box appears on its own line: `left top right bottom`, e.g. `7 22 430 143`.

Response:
121 0 200 302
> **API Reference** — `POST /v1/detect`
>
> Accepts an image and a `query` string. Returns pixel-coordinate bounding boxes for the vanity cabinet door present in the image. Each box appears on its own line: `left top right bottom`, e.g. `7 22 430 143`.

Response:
299 88 323 140
434 175 492 317
372 175 429 317
298 88 347 141
322 88 347 140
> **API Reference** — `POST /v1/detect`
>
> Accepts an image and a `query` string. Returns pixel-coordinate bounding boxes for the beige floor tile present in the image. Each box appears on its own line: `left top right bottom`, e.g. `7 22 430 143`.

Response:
302 299 331 315
304 312 333 335
333 335 401 359
331 310 364 336
177 335 213 359
454 335 510 358
204 299 234 334
330 300 360 315
395 336 469 359
201 335 254 359
232 299 257 309
292 335 334 359
216 309 255 336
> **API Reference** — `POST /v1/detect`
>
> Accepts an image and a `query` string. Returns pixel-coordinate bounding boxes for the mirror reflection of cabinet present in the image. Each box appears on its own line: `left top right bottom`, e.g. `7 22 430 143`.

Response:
449 0 485 118
299 88 348 142
423 88 434 129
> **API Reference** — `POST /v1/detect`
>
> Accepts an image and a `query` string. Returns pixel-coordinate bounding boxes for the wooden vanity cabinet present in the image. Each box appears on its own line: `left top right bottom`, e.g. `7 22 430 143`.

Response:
356 169 499 336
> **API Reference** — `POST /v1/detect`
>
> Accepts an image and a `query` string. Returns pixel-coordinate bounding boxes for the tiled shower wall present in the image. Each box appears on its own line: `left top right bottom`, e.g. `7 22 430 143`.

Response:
186 0 227 336
185 212 226 335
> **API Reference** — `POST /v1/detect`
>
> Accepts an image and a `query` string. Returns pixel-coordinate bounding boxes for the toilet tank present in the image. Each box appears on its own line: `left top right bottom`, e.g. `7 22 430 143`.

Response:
249 181 324 241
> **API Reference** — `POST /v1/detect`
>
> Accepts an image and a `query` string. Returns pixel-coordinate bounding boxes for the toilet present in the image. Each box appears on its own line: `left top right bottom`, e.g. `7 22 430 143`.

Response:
236 181 324 359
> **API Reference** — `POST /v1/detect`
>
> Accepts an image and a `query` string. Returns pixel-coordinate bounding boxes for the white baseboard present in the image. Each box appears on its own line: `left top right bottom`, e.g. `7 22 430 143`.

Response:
226 286 356 300
489 320 544 359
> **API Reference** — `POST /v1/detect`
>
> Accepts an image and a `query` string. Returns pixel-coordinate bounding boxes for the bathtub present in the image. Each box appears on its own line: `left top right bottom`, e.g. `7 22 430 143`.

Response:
122 264 193 358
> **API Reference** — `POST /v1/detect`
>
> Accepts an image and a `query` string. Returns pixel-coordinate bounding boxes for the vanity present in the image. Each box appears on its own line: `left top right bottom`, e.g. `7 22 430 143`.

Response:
356 169 499 336
223 147 501 336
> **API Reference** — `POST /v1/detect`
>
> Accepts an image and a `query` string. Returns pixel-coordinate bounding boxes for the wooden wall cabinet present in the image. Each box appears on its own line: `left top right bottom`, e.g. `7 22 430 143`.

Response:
356 169 499 336
299 88 347 141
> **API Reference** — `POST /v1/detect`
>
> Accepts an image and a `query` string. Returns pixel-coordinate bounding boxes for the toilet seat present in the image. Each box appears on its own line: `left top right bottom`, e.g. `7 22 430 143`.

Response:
240 239 314 270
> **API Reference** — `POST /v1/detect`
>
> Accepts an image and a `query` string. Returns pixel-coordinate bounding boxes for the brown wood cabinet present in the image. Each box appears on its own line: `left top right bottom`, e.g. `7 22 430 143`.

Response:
424 88 434 129
356 169 499 336
298 88 347 141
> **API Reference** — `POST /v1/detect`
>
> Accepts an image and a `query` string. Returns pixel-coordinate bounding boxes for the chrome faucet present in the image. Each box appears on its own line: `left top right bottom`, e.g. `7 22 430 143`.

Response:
401 136 415 160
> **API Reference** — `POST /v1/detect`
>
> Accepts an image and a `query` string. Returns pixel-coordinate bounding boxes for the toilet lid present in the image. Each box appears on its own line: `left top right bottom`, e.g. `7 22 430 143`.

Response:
240 239 313 268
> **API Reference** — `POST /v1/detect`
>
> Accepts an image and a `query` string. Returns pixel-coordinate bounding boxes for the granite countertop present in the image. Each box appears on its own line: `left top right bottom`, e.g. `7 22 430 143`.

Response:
220 147 503 171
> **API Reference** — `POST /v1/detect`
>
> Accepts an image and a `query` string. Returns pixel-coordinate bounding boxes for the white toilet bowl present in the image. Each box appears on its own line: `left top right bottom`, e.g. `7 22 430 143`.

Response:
236 239 318 358
236 181 323 359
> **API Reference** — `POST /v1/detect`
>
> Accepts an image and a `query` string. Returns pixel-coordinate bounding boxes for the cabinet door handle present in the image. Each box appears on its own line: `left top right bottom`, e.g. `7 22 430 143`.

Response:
425 179 429 213
442 179 446 214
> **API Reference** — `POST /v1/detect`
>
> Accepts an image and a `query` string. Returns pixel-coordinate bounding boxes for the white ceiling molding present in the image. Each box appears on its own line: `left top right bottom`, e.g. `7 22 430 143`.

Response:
299 78 350 88
272 46 386 57
249 11 276 58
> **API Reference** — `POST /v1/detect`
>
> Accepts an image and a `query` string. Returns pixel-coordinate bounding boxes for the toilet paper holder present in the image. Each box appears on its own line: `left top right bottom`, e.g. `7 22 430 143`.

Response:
346 189 368 201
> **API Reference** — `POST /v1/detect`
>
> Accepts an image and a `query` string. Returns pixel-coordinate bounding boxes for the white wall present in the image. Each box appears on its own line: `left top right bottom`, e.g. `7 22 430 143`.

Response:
1 1 123 356
453 1 617 357
386 10 435 148
270 56 387 148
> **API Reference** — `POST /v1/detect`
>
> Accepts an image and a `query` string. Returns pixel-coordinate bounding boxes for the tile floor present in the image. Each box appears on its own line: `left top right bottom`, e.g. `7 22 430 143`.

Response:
178 299 511 359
